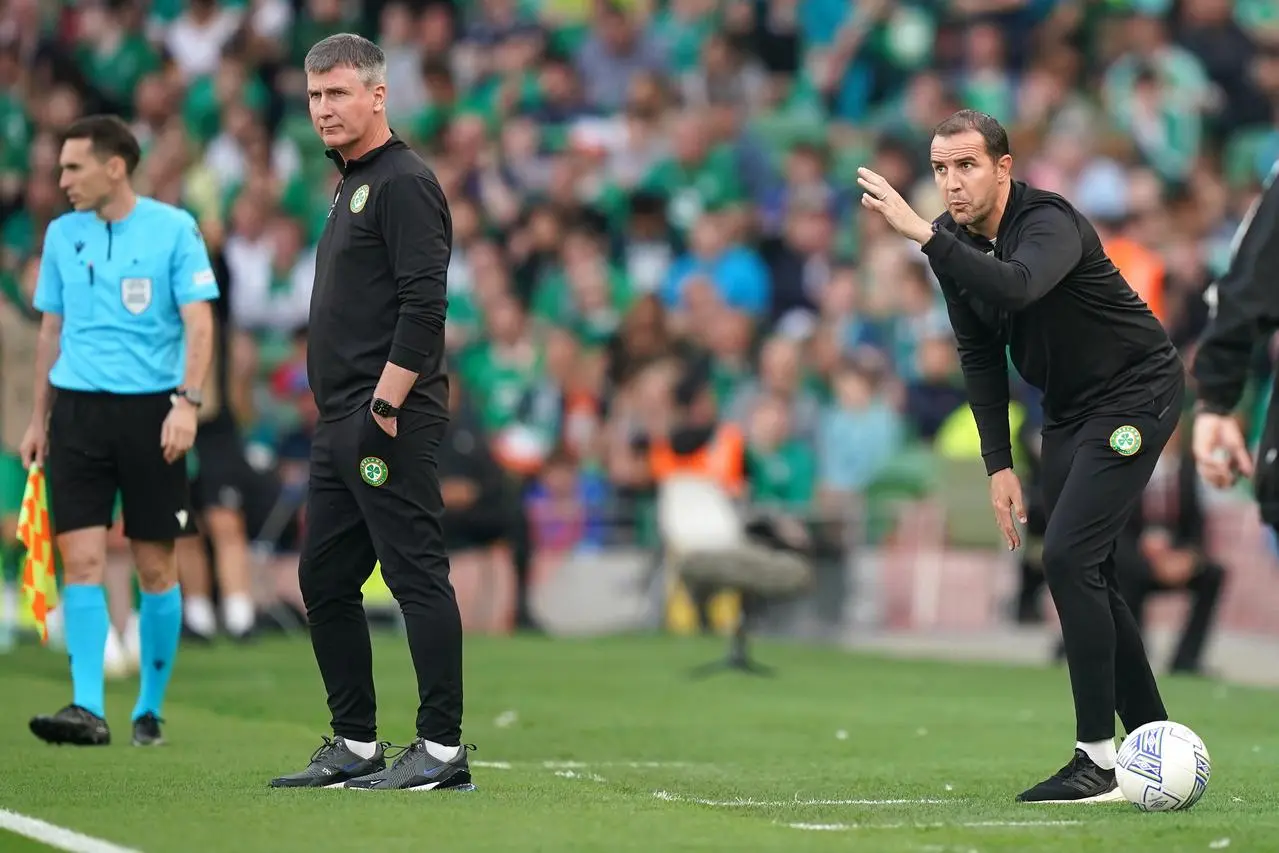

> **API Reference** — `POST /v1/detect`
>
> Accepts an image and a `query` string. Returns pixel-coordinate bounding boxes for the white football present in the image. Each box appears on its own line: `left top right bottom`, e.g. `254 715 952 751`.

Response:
1115 720 1211 811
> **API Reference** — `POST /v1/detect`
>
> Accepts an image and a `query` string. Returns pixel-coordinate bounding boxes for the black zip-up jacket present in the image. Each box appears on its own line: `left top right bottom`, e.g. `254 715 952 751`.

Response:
922 180 1182 475
1191 162 1279 414
308 134 451 422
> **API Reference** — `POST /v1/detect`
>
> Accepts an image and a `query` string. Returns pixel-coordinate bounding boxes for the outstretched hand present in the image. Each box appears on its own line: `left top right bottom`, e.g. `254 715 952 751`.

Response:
856 167 934 245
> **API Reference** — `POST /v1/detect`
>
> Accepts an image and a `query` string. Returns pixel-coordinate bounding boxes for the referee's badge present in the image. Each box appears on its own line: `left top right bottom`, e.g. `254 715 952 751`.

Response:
121 277 152 315
1109 425 1142 457
350 184 370 214
360 456 388 487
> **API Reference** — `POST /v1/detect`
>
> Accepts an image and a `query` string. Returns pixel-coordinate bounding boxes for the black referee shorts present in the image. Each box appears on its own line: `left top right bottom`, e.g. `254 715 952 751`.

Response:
46 389 196 543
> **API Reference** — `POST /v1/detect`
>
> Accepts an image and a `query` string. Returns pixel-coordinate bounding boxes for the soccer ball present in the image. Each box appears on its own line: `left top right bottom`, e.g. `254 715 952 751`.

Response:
1115 720 1211 811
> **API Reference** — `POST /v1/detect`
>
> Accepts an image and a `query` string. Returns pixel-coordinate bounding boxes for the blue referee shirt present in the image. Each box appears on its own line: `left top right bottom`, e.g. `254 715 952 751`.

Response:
33 197 220 394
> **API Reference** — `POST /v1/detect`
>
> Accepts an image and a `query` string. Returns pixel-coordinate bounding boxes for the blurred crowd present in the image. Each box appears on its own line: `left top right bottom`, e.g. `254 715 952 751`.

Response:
1 0 1279 642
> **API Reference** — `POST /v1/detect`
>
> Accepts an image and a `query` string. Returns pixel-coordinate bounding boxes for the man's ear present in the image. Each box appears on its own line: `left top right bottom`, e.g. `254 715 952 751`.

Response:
107 155 127 183
372 83 386 114
997 153 1013 183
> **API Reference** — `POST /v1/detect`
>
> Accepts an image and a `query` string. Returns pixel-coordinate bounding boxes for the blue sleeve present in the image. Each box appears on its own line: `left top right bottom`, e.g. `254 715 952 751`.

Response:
662 257 692 308
817 413 850 489
728 251 770 316
169 215 220 305
32 222 64 314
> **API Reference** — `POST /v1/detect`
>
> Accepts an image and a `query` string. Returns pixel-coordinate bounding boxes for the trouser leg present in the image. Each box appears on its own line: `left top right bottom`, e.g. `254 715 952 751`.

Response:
352 412 463 744
298 421 378 743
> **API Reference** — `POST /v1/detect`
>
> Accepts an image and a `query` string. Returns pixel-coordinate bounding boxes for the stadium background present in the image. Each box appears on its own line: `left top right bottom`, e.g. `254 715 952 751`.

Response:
1 0 1278 666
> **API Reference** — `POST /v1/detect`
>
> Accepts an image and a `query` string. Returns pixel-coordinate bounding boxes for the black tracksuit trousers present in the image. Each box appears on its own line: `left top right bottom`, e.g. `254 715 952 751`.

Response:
299 406 463 745
1039 376 1184 743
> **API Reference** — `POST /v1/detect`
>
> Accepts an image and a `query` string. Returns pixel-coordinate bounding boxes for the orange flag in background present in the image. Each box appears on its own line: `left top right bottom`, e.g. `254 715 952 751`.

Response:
16 463 55 644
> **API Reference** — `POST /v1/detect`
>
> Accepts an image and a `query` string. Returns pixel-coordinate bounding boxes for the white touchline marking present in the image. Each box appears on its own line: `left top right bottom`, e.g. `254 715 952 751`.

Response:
788 820 1083 831
0 808 143 853
544 761 694 769
554 770 607 783
653 791 957 807
470 760 694 770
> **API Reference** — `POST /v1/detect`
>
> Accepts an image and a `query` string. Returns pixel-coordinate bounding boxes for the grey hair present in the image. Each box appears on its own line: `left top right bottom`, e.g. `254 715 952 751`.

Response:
304 33 386 87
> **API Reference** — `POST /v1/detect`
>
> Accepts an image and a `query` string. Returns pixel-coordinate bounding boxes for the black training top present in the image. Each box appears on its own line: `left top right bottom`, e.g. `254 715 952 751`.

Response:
307 134 451 422
922 179 1182 476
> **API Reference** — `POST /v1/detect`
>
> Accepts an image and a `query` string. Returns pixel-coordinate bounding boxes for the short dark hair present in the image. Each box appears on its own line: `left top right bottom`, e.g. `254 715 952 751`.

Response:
62 114 142 175
932 109 1010 162
305 33 386 87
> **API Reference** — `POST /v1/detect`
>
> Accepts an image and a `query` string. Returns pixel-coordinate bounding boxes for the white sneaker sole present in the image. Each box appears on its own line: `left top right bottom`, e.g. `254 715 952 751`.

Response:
344 780 477 792
1028 787 1128 804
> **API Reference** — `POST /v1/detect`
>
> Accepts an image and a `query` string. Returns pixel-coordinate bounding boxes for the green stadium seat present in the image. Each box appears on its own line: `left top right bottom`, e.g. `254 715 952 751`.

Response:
932 456 1005 550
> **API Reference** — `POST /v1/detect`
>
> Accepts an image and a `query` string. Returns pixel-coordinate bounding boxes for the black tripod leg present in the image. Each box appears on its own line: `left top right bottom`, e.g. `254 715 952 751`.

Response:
689 592 773 678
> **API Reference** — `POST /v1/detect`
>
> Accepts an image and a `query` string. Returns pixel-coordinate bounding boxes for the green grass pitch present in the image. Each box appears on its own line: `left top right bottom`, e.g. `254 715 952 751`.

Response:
1 633 1276 852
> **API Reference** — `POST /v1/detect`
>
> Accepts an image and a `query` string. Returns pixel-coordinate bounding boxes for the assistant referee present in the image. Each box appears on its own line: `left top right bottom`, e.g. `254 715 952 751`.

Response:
23 115 218 747
859 110 1184 804
269 34 473 793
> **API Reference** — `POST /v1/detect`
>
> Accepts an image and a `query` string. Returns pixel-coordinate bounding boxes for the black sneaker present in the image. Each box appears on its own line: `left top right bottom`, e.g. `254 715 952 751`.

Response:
344 739 476 791
132 712 164 746
29 704 111 746
269 736 386 788
1016 748 1126 803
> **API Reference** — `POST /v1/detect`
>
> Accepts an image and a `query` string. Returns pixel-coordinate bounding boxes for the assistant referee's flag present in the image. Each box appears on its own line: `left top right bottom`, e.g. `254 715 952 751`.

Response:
17 463 55 644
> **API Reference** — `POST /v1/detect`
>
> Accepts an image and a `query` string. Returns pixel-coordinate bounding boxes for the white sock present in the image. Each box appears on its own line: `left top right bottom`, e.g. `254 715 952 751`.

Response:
1077 739 1117 770
221 594 256 635
104 626 130 678
342 738 378 760
185 596 216 636
422 739 461 762
124 611 141 664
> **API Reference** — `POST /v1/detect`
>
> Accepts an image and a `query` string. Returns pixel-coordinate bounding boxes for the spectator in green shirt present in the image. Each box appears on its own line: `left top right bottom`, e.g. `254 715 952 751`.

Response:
745 393 817 512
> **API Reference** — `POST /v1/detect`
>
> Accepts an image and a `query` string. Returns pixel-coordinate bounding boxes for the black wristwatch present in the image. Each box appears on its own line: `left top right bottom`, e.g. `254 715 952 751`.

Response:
173 388 203 408
371 397 399 418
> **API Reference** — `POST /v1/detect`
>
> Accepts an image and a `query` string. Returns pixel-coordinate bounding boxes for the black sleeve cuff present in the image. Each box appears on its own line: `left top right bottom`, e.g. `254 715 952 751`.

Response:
983 448 1014 476
1193 397 1235 416
920 225 955 260
388 314 434 372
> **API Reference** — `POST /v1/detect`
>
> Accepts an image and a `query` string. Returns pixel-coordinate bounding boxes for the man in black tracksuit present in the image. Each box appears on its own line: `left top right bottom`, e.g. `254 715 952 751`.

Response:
859 110 1184 804
1191 161 1279 514
270 34 474 793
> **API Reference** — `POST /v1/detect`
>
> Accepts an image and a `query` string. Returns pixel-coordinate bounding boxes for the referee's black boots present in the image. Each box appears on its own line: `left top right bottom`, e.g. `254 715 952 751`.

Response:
29 704 110 746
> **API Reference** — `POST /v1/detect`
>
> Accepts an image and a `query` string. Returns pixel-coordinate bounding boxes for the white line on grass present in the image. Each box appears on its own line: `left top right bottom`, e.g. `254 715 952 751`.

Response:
788 820 1082 831
544 761 695 769
470 760 695 770
654 791 956 807
0 808 142 853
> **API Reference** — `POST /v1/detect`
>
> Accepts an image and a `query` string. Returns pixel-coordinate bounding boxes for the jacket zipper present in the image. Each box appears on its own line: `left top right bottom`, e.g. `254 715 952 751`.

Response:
329 178 346 218
107 221 113 260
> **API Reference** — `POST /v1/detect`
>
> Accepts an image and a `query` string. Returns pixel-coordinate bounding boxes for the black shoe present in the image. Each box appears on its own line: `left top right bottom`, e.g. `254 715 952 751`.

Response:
29 704 111 746
1016 748 1126 803
344 739 476 791
132 712 165 746
269 736 386 788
